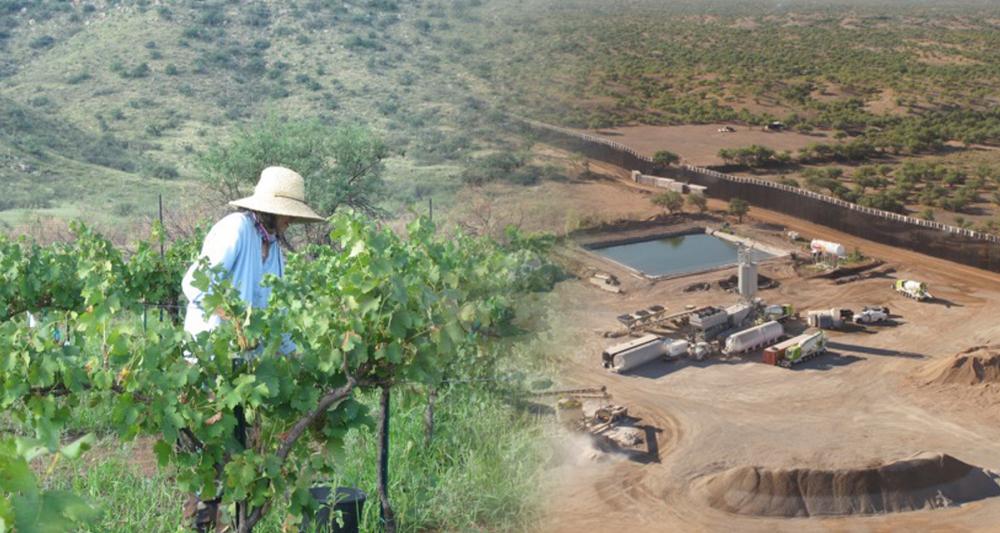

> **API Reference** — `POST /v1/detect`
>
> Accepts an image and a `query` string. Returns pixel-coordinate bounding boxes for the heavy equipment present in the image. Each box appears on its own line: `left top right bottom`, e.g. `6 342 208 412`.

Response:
762 330 827 367
894 279 931 301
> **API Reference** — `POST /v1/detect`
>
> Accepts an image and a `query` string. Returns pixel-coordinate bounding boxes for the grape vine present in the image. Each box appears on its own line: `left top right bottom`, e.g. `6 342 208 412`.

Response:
0 212 556 532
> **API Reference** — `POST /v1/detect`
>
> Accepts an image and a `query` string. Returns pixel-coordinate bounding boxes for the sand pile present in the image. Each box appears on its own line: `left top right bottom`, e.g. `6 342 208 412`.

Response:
919 345 1000 386
701 453 1000 517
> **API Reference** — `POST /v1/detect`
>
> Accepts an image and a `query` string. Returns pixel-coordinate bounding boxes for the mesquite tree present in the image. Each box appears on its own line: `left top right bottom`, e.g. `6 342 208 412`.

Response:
0 212 552 532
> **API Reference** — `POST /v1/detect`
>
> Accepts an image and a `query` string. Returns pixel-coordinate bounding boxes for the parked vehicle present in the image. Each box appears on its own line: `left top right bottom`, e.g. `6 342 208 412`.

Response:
602 335 670 373
810 239 846 258
854 306 889 325
894 279 931 301
806 308 853 329
722 321 783 355
762 330 827 367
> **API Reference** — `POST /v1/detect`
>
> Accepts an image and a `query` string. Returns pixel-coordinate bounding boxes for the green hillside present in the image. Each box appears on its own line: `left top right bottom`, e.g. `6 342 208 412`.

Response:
0 0 505 228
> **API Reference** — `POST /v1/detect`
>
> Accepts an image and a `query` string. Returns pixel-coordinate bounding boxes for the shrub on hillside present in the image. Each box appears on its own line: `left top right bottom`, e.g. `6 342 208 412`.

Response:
145 161 179 180
29 35 55 49
66 71 91 84
461 152 527 186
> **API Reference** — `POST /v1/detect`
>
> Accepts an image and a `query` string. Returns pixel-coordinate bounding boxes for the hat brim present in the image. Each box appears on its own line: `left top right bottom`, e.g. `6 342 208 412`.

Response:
229 195 326 223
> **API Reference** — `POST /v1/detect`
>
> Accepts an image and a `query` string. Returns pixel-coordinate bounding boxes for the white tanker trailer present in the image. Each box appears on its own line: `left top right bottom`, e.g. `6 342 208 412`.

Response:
722 320 784 355
810 239 846 258
603 335 688 373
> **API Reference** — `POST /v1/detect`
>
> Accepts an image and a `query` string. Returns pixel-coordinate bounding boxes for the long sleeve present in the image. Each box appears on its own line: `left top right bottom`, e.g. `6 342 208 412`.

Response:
182 213 247 336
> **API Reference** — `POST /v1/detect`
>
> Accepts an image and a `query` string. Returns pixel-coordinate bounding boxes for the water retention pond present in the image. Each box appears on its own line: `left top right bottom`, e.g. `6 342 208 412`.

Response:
591 232 774 278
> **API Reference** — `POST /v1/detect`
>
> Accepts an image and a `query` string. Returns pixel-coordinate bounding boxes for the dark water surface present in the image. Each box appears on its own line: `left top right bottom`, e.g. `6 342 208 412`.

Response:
594 233 773 277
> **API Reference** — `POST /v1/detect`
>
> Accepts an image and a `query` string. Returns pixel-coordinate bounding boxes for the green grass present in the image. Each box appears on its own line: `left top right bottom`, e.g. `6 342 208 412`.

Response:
46 438 187 533
37 385 545 533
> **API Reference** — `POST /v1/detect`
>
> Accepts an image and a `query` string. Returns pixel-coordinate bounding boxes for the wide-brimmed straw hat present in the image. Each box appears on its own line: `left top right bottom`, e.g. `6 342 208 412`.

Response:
229 166 325 223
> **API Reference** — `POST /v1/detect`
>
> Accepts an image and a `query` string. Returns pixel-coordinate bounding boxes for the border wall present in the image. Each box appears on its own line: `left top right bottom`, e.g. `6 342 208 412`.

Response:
516 117 1000 273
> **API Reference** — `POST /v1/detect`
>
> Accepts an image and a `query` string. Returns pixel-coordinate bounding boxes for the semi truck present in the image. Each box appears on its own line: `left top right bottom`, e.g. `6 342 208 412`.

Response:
722 320 784 355
602 335 687 373
894 280 931 301
806 308 853 329
762 330 827 367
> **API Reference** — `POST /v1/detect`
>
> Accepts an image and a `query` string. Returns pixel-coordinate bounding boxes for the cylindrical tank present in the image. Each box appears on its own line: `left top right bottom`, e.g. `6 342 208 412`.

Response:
810 239 846 257
603 334 668 373
724 321 784 354
664 339 689 358
738 261 758 301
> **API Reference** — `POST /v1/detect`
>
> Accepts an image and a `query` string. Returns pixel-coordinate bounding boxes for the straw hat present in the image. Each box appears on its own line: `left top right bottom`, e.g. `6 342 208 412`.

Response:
229 166 325 223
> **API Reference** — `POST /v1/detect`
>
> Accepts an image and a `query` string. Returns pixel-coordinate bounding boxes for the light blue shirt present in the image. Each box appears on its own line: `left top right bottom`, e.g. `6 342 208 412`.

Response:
182 212 291 352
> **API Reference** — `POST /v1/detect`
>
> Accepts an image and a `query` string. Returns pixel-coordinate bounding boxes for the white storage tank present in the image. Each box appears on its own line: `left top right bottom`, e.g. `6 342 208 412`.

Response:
810 239 846 257
738 261 757 301
602 334 668 373
723 320 784 354
664 339 689 359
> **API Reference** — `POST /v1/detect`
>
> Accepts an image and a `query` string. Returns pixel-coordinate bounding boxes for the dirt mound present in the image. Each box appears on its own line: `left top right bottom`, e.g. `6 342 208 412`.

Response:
919 345 1000 386
701 453 1000 517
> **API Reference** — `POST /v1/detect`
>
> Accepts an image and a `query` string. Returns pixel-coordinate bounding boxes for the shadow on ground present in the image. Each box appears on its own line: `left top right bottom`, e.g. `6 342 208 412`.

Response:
828 341 924 359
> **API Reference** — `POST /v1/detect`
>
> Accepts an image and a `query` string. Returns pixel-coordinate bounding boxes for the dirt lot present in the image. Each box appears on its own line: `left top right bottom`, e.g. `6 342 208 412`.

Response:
579 124 831 166
526 152 1000 532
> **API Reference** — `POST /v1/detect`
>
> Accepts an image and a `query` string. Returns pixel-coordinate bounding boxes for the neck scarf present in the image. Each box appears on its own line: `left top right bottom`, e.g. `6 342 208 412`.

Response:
247 212 276 244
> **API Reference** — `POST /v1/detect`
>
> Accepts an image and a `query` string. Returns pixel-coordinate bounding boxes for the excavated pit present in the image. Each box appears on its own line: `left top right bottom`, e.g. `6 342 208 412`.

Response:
918 345 1000 386
700 453 1000 518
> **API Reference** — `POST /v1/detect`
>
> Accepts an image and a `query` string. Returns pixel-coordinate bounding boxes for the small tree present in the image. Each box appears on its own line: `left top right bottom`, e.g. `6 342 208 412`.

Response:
652 191 684 214
687 193 707 213
652 150 680 166
728 197 749 223
198 117 388 217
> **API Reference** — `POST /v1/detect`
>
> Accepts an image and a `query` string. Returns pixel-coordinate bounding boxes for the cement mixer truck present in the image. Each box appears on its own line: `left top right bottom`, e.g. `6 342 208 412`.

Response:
722 321 784 355
762 330 827 367
894 279 931 301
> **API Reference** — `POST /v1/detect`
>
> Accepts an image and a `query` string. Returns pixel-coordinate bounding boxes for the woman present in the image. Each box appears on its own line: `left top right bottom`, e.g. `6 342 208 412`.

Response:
182 165 323 341
180 166 323 531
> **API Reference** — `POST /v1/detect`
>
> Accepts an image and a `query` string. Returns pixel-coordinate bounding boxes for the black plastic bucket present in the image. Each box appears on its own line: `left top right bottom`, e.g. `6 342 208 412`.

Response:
300 486 366 533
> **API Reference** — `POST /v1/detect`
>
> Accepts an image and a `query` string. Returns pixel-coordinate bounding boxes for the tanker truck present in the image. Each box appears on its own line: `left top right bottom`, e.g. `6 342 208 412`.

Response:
810 239 846 258
762 330 827 367
722 321 784 355
894 279 931 301
806 308 853 329
603 335 688 373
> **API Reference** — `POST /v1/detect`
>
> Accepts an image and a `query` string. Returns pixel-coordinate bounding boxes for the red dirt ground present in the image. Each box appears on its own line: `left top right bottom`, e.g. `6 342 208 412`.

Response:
580 124 832 166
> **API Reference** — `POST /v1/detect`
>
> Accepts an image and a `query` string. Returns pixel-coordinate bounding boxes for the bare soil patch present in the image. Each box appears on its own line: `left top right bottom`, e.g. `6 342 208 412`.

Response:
579 124 830 166
528 146 1000 532
699 453 1000 517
